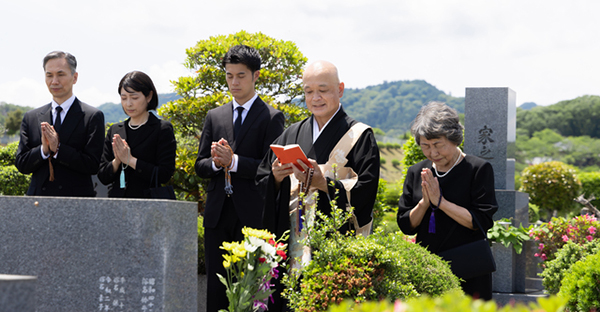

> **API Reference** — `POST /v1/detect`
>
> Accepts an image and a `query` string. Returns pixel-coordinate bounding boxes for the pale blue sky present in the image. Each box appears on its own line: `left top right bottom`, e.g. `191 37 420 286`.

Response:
1 0 599 108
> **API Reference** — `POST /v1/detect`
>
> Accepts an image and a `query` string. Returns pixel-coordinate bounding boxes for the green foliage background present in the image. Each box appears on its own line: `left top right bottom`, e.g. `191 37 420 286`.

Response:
519 161 581 218
558 251 600 312
155 30 310 202
343 80 464 137
0 141 30 195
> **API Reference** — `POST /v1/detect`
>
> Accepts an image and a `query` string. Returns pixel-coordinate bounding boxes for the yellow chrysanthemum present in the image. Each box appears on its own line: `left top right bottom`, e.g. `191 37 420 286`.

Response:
220 241 235 252
242 227 273 241
222 253 241 265
232 242 247 258
221 241 246 259
223 259 230 268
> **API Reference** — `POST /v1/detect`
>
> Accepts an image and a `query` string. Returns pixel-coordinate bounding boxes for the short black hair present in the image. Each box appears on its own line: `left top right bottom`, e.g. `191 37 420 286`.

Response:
118 71 159 111
221 45 261 72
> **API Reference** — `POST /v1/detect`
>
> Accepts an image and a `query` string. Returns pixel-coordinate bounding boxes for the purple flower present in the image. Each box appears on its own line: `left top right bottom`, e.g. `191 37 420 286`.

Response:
589 226 597 235
587 235 593 242
538 243 544 250
562 235 569 242
253 300 268 310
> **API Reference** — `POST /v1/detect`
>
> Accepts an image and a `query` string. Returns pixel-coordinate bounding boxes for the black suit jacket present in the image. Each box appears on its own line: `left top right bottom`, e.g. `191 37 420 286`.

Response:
15 98 105 196
195 97 285 229
97 113 176 198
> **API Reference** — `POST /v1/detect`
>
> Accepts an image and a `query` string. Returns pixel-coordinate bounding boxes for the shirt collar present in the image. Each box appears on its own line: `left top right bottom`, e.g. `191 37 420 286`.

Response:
233 93 258 112
52 94 76 113
312 103 342 143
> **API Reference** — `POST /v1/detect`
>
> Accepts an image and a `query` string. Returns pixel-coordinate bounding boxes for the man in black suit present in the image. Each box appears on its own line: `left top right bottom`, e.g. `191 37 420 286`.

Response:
195 45 285 312
15 51 105 196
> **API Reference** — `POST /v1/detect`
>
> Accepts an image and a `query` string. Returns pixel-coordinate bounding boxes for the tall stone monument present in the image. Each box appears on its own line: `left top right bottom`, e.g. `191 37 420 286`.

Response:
0 196 197 311
464 87 529 293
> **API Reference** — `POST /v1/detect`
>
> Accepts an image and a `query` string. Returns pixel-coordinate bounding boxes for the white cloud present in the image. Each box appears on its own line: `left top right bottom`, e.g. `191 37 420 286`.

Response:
0 78 49 107
147 60 191 95
2 0 600 108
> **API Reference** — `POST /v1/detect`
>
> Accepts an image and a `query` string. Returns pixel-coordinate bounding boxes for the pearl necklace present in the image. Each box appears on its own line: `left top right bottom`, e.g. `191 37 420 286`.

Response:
432 147 464 178
128 115 149 130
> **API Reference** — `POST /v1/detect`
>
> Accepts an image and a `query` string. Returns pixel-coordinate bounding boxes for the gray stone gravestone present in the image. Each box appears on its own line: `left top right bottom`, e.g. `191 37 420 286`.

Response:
0 196 197 311
464 87 529 293
0 274 37 312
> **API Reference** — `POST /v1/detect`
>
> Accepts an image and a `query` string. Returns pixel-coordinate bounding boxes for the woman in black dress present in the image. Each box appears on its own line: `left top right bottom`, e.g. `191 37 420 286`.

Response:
98 71 176 198
397 101 497 299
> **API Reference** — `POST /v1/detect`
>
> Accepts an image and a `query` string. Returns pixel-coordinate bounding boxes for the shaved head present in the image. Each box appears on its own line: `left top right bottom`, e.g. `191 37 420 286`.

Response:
302 60 344 129
303 60 340 85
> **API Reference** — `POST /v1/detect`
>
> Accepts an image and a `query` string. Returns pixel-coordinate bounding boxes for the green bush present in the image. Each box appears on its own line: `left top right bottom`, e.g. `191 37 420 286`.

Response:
0 141 18 166
198 215 206 275
327 291 569 312
377 142 389 149
391 159 401 167
372 179 389 229
0 165 30 195
529 203 541 223
379 158 386 165
519 161 581 219
378 212 400 234
283 205 460 312
401 136 425 172
540 239 600 294
382 180 402 210
558 251 600 312
578 171 600 209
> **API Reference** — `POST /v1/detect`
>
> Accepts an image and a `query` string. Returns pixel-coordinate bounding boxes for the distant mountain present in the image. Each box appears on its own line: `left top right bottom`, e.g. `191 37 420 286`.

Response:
517 95 600 138
519 102 537 110
342 80 464 136
99 93 181 124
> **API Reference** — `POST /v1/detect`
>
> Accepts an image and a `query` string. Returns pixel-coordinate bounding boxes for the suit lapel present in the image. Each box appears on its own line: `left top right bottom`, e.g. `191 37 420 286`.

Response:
38 103 53 124
223 102 235 144
58 98 84 143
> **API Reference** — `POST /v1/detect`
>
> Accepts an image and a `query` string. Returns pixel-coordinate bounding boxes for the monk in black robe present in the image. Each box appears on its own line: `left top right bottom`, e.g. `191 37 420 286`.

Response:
256 60 380 310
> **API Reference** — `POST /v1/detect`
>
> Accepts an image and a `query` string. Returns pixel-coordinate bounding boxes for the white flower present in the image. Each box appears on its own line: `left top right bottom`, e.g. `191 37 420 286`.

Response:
244 240 259 253
261 242 276 256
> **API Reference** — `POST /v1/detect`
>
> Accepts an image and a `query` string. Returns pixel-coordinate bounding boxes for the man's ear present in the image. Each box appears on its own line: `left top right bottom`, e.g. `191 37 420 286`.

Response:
253 70 260 82
338 82 345 98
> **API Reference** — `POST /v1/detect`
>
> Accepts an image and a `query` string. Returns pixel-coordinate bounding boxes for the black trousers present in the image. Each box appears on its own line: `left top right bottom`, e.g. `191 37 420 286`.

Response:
205 197 244 312
462 273 493 300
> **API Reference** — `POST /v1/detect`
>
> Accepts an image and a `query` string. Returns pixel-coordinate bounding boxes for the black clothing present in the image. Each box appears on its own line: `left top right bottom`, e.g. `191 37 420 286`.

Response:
397 154 498 299
98 113 176 198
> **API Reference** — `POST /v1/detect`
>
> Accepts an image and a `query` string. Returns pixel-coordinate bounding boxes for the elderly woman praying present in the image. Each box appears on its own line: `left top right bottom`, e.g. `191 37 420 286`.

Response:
397 101 498 300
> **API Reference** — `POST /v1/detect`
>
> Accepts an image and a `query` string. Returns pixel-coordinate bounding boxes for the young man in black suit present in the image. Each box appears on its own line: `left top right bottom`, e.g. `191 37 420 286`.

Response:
195 45 285 312
15 51 105 196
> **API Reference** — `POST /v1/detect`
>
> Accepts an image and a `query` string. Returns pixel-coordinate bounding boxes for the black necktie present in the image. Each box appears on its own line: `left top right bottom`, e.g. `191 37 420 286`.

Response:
54 106 63 133
234 106 244 138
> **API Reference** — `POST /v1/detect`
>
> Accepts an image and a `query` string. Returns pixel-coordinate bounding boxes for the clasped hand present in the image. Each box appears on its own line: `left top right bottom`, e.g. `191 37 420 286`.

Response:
420 168 443 208
41 122 59 155
211 138 233 168
112 134 131 166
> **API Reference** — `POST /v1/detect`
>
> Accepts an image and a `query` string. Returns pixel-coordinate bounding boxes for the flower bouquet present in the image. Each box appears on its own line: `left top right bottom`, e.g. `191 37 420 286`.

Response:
219 227 288 312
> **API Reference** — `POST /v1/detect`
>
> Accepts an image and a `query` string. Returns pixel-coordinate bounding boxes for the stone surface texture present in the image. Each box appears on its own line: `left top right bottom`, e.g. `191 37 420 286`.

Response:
0 274 37 312
0 196 197 312
464 87 516 190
